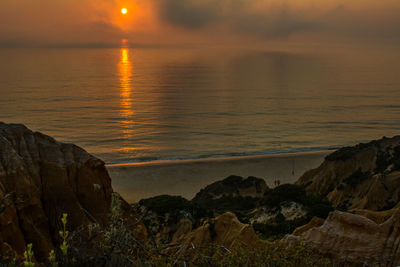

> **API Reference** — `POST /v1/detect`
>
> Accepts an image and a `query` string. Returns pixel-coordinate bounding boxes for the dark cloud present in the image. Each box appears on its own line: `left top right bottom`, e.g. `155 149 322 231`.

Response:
231 5 319 38
155 0 400 43
317 4 400 43
156 0 320 38
1 0 400 46
158 0 221 29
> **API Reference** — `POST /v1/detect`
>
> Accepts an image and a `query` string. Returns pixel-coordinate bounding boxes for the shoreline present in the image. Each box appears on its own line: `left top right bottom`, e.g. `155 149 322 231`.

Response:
107 150 332 203
107 148 336 167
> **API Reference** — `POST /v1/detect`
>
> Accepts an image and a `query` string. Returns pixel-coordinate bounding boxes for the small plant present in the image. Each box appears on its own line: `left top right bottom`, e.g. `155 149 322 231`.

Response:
48 249 57 267
23 243 34 267
59 213 69 256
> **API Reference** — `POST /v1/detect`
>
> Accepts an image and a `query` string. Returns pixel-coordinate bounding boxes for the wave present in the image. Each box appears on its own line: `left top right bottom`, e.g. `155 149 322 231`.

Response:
107 146 340 165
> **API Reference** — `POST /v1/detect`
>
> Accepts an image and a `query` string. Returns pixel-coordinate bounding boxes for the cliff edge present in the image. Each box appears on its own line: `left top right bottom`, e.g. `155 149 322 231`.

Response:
296 136 400 210
0 122 145 260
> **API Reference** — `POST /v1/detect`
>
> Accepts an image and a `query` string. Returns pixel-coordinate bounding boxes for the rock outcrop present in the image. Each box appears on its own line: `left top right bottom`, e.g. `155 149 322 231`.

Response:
296 136 400 210
284 209 400 266
136 194 210 244
138 205 195 244
0 122 145 260
249 201 307 224
291 217 324 236
137 181 333 243
193 175 268 206
352 206 399 224
174 212 263 252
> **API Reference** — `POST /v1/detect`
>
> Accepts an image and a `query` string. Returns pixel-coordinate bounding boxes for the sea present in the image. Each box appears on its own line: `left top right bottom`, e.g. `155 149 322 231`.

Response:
1 44 400 164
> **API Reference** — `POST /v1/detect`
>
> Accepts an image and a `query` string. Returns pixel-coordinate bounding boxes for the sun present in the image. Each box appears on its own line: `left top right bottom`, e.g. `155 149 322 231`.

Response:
121 8 128 14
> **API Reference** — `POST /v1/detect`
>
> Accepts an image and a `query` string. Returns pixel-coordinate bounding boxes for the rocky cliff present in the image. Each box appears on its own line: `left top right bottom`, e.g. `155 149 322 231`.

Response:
296 136 400 210
193 175 268 205
0 122 145 260
284 209 400 266
137 177 333 243
173 212 264 255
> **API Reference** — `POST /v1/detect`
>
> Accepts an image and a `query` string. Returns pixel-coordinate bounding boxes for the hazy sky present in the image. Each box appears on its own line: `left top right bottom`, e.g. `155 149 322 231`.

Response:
1 0 399 47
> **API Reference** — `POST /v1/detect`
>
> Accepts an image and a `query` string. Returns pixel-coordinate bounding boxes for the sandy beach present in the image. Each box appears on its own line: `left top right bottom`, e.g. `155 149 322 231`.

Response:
107 150 332 203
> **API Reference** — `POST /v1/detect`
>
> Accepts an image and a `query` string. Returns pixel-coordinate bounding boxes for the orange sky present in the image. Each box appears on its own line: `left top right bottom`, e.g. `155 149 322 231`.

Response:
0 0 399 47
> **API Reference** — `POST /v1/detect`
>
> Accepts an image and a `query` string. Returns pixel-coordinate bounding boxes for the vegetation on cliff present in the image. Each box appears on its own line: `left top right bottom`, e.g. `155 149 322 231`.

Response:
2 124 400 266
139 179 333 241
0 193 336 267
139 195 211 221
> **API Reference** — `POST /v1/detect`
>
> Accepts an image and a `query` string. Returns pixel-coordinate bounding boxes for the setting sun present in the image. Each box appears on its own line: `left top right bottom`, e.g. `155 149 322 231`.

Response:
121 8 127 14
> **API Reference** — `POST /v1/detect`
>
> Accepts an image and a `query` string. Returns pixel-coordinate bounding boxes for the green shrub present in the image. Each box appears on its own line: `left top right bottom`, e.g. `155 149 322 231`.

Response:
252 184 334 240
260 184 307 207
199 195 259 214
23 244 34 267
307 203 334 219
139 195 192 215
59 214 69 256
48 250 57 267
139 194 211 220
304 194 334 219
260 184 333 220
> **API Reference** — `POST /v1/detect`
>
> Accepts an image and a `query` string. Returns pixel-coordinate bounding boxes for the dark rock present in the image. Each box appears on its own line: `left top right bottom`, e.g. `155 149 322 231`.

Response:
173 212 264 255
138 179 333 242
192 175 268 207
284 209 400 266
0 122 146 260
297 135 400 211
137 195 210 244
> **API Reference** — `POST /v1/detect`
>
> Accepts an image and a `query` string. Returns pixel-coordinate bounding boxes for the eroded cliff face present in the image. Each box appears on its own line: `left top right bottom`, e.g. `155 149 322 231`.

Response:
285 209 400 266
296 136 400 210
0 122 145 260
174 212 263 253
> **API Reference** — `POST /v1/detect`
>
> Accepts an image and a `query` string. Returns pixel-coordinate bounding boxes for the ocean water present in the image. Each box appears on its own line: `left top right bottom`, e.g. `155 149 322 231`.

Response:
1 45 400 164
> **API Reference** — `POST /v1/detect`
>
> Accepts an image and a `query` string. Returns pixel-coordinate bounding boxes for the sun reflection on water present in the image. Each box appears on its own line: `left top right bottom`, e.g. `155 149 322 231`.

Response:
118 44 135 141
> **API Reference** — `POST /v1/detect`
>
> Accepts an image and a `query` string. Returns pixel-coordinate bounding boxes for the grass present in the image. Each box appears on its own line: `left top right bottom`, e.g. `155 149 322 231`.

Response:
0 193 369 267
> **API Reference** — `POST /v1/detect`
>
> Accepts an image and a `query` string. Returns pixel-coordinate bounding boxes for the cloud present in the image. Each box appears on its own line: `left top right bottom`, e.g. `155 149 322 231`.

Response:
0 0 125 47
0 0 400 46
154 0 400 43
155 0 325 39
230 5 319 38
158 0 221 29
0 20 124 48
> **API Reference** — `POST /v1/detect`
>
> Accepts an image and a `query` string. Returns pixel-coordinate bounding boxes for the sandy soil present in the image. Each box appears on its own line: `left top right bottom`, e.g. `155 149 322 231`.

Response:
107 150 332 203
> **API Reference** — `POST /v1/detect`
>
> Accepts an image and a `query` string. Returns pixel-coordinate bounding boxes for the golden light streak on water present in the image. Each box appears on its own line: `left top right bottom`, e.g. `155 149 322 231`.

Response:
118 42 135 141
